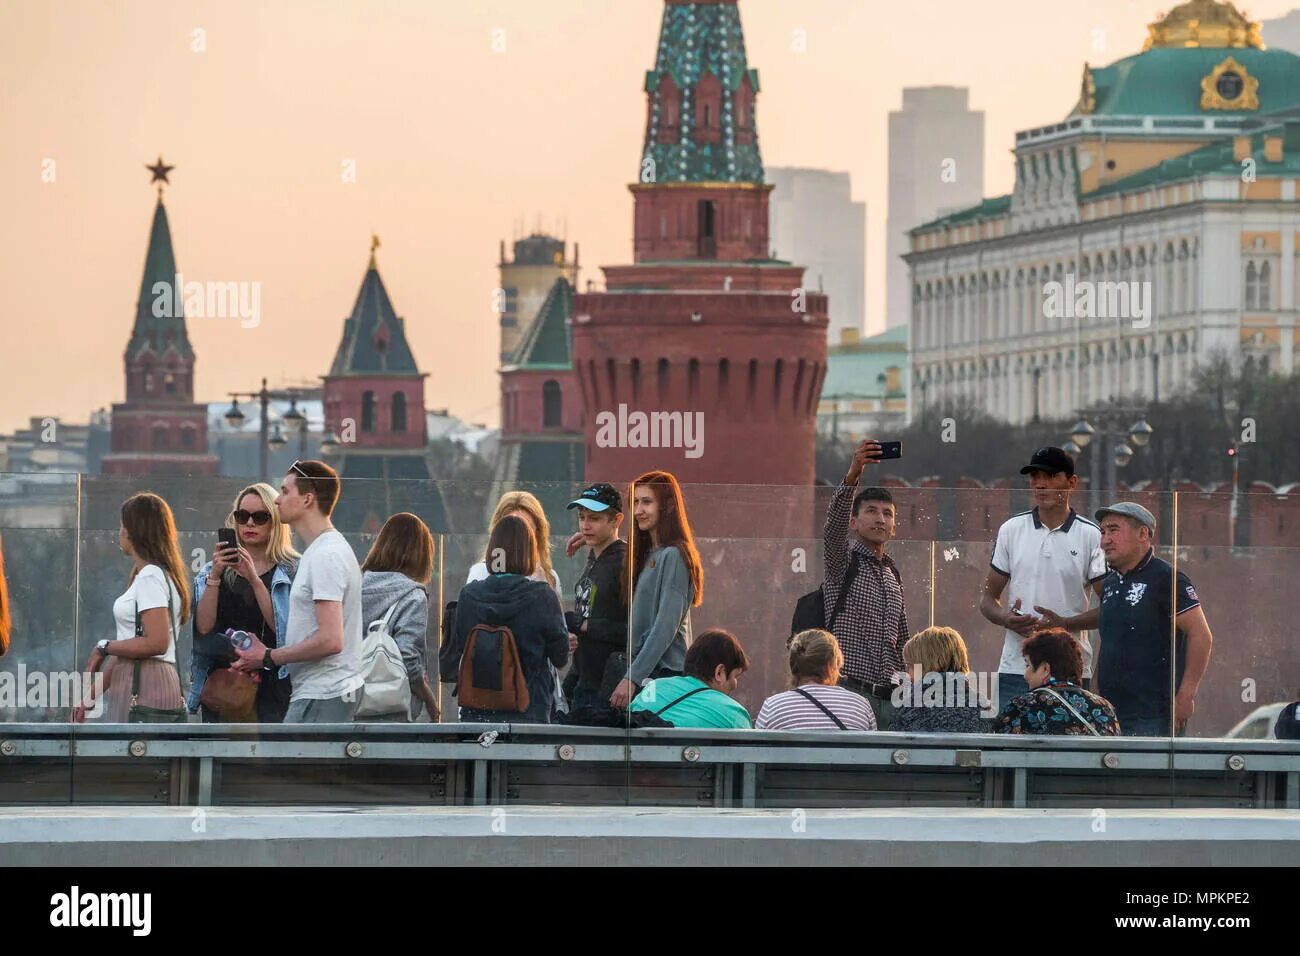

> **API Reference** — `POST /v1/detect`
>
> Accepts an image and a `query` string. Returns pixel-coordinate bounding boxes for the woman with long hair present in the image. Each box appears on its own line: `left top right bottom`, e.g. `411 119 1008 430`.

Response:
451 514 568 724
465 491 563 603
361 512 439 721
609 470 704 709
74 492 190 722
0 534 10 658
190 482 299 722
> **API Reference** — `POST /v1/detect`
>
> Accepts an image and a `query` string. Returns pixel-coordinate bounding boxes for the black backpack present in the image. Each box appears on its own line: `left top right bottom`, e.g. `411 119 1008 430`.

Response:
790 554 903 643
790 553 862 642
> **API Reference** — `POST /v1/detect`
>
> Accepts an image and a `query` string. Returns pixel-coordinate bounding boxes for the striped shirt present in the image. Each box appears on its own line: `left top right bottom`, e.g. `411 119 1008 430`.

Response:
755 684 877 731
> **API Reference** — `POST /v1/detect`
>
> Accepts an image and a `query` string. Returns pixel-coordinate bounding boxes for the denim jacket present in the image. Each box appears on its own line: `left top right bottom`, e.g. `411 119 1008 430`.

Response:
187 560 294 712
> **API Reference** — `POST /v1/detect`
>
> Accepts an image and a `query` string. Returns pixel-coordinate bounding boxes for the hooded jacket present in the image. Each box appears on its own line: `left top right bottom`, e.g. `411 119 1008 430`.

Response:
453 573 568 724
361 570 431 719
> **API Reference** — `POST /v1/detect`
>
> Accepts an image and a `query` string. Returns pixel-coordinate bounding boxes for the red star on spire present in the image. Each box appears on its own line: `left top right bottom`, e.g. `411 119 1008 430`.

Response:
146 155 174 186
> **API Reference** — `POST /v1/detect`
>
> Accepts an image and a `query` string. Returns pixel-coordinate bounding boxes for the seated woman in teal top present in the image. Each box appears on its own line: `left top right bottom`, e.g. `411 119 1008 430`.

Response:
629 628 751 729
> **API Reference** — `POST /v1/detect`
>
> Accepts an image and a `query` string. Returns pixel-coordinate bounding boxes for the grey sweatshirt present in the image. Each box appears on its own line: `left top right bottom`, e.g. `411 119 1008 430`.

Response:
628 545 694 684
361 571 431 706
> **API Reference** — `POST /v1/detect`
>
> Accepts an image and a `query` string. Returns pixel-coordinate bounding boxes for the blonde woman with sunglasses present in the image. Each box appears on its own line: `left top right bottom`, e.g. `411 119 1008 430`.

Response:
189 482 299 722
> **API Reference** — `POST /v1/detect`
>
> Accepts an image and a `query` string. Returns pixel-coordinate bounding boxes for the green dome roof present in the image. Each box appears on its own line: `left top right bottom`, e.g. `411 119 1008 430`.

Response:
1076 46 1300 117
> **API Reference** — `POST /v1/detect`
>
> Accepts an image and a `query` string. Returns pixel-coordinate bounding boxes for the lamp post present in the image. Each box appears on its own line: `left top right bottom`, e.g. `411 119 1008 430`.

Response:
1066 407 1153 517
224 378 316 478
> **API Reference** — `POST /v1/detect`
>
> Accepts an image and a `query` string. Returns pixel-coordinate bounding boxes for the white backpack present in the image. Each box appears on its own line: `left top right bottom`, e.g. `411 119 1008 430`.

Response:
357 602 412 718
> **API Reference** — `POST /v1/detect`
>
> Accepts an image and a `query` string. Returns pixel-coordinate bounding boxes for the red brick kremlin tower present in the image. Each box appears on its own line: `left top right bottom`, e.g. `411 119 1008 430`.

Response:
571 0 829 485
101 159 218 477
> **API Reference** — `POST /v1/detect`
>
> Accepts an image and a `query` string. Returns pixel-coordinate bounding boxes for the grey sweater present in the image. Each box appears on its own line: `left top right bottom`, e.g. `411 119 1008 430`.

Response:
361 571 431 713
628 545 694 684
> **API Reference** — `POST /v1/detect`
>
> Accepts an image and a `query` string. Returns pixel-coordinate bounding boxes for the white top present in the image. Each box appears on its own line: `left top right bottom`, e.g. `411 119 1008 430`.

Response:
991 508 1107 677
755 684 876 731
112 564 181 664
284 529 364 701
466 561 563 605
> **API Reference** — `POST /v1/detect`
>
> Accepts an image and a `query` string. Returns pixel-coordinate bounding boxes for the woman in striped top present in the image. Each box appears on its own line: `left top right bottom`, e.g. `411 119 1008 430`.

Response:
755 629 876 731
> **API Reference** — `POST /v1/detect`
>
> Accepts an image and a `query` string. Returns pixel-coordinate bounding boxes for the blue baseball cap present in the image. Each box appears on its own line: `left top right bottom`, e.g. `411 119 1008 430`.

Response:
567 482 622 513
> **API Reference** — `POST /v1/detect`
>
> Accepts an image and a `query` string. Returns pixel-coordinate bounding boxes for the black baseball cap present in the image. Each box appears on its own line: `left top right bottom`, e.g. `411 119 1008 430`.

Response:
567 482 622 513
1020 446 1075 478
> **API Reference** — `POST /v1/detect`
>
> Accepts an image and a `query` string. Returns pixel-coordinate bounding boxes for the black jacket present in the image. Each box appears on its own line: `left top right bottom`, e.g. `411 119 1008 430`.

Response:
573 539 628 691
453 573 568 723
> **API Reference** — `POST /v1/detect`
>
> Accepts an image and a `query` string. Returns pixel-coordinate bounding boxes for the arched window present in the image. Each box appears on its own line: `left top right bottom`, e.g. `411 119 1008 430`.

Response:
361 391 376 432
1260 261 1272 309
1245 261 1258 309
542 380 562 428
391 391 407 432
657 358 670 402
152 424 169 449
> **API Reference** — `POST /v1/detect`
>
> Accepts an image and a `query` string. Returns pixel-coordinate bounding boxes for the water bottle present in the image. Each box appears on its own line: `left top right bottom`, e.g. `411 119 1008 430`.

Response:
226 628 254 651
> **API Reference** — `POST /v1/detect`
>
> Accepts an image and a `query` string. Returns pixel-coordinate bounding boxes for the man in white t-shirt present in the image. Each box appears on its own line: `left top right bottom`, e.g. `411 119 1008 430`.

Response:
979 447 1107 710
234 459 364 721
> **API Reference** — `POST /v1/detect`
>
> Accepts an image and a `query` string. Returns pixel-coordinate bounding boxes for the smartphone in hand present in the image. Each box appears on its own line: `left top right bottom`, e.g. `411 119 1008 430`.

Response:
872 441 902 461
217 528 237 555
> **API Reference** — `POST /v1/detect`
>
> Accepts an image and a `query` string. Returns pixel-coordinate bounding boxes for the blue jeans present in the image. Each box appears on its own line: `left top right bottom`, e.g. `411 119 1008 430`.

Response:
997 673 1029 712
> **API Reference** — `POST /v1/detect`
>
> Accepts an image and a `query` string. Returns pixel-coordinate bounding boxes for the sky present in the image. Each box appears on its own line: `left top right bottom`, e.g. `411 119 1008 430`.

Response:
4 0 1300 434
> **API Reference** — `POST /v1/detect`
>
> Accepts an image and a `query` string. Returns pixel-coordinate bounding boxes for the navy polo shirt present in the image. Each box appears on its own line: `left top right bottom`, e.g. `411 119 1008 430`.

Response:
1096 548 1200 723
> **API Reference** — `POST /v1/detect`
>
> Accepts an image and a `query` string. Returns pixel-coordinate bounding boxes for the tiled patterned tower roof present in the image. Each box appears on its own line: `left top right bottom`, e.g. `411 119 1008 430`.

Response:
641 0 763 184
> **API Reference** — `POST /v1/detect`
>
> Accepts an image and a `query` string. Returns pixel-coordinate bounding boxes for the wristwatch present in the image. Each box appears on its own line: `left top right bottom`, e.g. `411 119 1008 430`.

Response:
262 648 276 671
96 639 112 654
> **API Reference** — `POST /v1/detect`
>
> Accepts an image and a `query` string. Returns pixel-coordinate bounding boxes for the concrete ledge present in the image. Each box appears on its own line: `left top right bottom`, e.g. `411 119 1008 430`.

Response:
2 806 1298 866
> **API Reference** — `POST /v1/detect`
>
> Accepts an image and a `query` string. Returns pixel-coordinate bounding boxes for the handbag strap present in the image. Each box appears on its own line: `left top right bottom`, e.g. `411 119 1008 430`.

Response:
1037 684 1101 737
794 686 848 730
131 577 176 704
653 685 709 718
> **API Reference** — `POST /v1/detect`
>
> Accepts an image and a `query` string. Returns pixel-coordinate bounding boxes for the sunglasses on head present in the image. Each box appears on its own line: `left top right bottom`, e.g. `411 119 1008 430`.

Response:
289 459 311 479
232 509 272 526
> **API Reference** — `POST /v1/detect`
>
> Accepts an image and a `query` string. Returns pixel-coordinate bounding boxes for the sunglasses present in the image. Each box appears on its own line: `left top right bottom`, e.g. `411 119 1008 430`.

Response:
232 509 273 526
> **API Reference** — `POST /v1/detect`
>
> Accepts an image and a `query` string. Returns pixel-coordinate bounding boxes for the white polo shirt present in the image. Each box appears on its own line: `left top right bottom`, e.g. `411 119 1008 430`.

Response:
991 508 1107 678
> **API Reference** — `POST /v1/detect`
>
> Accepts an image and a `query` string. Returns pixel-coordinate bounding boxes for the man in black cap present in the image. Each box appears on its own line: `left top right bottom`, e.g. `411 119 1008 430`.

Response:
1094 501 1214 737
980 447 1107 710
561 483 628 718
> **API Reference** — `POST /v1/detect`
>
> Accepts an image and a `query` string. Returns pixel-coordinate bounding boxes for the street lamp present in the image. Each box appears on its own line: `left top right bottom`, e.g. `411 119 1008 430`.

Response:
267 423 288 451
1062 440 1082 456
319 432 340 458
1063 407 1154 517
225 378 317 477
281 399 307 432
224 400 246 428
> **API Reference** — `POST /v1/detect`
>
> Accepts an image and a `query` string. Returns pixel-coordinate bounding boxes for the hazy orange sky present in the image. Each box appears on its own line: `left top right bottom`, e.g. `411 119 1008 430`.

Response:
4 0 1299 435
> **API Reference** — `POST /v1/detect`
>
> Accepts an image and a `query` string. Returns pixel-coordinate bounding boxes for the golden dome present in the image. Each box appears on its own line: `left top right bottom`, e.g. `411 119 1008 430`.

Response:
1144 0 1265 50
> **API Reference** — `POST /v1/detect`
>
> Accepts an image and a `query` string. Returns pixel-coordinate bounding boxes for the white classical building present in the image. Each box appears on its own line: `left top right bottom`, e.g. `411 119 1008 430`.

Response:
906 0 1300 425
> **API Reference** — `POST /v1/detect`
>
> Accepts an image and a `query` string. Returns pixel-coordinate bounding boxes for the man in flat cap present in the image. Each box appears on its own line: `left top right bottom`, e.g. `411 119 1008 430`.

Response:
1094 502 1214 737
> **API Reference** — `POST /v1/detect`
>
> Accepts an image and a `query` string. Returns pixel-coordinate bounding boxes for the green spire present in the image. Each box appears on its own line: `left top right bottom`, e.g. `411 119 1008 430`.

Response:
127 195 193 360
509 278 574 369
328 248 421 376
642 1 763 184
